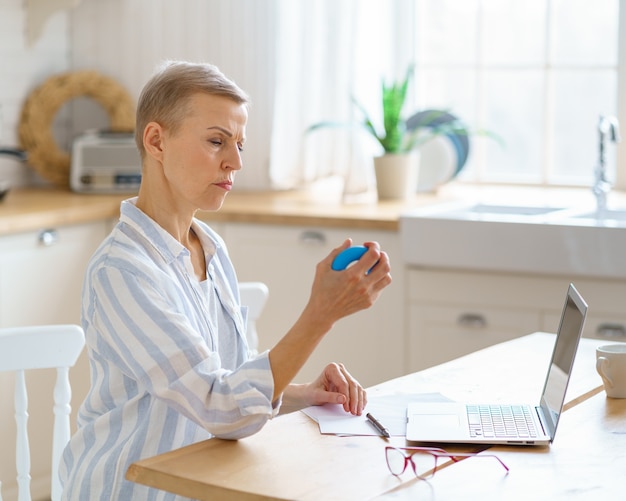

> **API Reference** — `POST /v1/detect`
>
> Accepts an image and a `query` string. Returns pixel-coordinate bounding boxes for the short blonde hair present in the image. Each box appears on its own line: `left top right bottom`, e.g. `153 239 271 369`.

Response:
135 61 249 157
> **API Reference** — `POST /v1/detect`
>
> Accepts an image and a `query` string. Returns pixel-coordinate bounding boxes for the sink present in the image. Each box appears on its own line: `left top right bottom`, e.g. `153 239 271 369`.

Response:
414 202 568 220
400 202 626 279
567 208 626 225
465 204 564 216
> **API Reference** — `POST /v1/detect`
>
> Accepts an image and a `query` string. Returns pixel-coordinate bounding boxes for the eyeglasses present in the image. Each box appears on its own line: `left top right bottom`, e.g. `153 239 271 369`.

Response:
385 446 509 479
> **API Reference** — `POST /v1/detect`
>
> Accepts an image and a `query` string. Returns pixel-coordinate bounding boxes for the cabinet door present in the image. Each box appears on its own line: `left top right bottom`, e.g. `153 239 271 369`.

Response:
409 303 540 371
0 221 108 500
406 269 546 371
220 223 405 387
0 222 107 326
407 268 626 372
540 277 626 343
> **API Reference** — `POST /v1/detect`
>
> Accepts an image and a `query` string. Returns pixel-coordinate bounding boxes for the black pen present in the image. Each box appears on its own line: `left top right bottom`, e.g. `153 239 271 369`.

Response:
366 412 390 438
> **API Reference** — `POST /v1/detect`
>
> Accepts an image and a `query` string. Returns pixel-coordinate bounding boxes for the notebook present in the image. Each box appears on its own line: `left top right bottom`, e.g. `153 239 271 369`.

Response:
406 283 588 446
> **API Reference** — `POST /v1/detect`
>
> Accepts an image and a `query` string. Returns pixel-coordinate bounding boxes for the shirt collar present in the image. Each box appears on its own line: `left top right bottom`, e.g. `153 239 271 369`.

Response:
119 198 218 265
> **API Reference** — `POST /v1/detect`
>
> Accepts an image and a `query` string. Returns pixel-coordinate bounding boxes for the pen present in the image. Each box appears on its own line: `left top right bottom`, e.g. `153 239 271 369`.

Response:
366 412 390 438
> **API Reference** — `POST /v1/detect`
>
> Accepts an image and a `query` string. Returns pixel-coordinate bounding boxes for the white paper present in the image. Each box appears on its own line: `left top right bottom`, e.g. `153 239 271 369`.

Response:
301 392 451 436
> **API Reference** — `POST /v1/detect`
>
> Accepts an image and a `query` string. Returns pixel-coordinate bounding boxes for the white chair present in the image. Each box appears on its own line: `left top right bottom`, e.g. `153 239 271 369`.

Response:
0 325 85 501
238 282 269 354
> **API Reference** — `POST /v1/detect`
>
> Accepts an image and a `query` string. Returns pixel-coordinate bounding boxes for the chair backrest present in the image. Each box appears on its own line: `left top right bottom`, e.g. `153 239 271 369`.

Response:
0 325 85 501
238 282 269 354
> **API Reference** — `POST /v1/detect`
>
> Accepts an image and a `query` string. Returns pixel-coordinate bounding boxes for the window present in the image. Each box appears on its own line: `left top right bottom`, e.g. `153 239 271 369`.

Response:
272 0 622 191
406 0 620 187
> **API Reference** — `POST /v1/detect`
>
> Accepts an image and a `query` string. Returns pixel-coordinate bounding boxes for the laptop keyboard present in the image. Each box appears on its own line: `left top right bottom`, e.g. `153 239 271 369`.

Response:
467 404 538 439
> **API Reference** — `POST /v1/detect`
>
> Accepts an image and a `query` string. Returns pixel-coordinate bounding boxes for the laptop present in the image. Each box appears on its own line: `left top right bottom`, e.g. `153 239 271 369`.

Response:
406 283 588 446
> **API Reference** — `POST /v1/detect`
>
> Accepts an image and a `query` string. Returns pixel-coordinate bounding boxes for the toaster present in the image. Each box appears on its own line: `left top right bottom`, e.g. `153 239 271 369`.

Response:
70 130 142 193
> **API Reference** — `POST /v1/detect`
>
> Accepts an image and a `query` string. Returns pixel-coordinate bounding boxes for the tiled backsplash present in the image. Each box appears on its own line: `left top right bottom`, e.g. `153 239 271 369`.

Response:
1 0 277 191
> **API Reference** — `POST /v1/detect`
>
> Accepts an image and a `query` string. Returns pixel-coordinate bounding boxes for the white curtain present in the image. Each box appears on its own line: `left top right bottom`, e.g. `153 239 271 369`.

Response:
269 0 409 195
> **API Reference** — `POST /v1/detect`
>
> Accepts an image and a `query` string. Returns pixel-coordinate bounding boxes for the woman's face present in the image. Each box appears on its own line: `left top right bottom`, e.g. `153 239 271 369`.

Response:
159 92 248 212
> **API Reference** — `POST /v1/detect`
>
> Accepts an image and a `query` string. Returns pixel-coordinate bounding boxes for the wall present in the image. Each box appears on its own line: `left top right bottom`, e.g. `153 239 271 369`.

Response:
70 0 277 190
0 0 277 191
0 0 71 187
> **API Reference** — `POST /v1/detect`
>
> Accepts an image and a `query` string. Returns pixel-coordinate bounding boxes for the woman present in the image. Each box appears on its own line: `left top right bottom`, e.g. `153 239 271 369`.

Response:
60 61 392 500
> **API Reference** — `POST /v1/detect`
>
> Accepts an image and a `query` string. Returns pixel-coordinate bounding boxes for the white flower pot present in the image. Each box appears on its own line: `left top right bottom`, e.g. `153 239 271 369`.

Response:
373 151 420 200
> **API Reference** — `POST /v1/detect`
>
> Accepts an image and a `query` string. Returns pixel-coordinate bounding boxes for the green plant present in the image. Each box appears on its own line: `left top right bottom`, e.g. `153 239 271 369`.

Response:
308 65 469 155
354 65 414 154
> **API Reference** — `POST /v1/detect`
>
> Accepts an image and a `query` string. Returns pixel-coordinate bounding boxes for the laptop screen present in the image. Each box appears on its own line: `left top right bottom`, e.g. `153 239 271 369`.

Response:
539 284 588 441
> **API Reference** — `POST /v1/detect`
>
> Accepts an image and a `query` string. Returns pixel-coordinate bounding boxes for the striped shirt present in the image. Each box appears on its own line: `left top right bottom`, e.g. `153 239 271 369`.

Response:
60 199 278 500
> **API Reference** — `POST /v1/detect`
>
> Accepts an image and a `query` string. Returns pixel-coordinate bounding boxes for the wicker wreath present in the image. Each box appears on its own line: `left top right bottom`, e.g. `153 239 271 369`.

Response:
18 70 136 187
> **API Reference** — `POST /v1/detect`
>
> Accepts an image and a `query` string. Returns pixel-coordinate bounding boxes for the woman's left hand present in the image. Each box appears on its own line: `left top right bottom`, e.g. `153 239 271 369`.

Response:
285 363 367 415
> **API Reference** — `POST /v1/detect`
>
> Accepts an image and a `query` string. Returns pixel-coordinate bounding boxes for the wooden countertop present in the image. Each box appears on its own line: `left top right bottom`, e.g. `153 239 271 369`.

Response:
0 183 615 237
0 186 442 236
0 188 127 235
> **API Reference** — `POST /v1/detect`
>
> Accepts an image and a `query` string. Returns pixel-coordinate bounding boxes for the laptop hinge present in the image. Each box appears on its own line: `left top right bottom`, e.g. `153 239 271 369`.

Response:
535 405 550 439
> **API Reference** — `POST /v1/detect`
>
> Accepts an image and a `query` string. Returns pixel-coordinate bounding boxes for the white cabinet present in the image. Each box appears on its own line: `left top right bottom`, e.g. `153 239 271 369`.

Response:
407 268 626 372
0 221 108 501
0 222 107 327
217 222 405 387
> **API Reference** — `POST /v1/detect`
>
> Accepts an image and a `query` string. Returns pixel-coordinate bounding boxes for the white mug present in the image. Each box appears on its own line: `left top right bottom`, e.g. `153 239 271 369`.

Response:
596 344 626 398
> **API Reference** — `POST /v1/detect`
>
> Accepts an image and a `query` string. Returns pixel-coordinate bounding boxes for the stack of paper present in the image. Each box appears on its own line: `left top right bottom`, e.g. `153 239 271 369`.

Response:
302 392 450 436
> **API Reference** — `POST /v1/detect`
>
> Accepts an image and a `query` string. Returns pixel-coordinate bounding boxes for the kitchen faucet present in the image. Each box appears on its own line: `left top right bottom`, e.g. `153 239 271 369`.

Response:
593 114 621 213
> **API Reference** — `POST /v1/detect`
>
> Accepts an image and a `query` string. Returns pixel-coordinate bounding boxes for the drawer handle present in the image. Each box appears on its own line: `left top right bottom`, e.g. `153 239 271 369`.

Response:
299 231 326 245
596 323 626 339
457 313 487 328
38 229 59 246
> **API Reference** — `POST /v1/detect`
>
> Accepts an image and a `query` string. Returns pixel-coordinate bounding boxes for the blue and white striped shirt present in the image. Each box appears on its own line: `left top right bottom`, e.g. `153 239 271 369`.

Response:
60 199 278 500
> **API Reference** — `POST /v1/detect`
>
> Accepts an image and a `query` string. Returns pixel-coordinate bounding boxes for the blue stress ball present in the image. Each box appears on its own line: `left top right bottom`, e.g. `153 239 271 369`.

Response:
332 245 368 271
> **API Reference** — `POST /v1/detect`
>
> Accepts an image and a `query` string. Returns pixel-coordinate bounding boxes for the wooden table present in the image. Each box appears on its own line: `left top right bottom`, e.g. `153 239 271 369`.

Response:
381 392 626 499
126 333 621 500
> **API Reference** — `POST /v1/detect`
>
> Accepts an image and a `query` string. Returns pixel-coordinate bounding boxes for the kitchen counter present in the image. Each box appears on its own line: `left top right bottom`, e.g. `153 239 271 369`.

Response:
0 188 127 235
0 186 442 236
0 184 621 236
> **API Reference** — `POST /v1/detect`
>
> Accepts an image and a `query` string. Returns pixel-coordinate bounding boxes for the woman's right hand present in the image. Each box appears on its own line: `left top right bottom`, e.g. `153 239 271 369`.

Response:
305 239 392 327
268 239 391 401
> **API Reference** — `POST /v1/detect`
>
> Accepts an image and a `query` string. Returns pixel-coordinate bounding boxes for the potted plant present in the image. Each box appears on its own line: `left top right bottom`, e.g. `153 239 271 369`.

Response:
361 65 420 200
308 65 468 200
